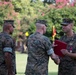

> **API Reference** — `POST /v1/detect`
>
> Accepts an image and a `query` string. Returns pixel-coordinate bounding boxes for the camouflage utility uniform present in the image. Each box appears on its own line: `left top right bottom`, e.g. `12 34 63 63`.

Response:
58 34 76 75
0 32 16 75
25 32 53 75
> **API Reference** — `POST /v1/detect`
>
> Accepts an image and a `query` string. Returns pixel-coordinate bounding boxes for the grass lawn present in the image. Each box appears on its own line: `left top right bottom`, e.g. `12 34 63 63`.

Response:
16 52 58 75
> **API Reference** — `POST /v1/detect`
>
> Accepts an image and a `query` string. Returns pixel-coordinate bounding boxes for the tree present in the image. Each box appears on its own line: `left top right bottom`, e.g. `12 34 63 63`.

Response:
12 0 48 33
0 1 19 38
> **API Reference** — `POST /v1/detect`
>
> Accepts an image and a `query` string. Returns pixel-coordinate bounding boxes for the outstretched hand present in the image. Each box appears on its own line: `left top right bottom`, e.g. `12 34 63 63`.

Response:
51 54 60 65
52 43 57 48
61 49 69 56
54 55 60 65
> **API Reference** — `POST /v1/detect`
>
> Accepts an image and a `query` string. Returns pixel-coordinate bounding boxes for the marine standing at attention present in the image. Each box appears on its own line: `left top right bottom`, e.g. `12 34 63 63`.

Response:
0 20 16 75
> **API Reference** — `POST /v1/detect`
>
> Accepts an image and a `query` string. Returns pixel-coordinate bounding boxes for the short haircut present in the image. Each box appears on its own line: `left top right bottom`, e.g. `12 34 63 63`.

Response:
4 20 15 28
36 20 47 27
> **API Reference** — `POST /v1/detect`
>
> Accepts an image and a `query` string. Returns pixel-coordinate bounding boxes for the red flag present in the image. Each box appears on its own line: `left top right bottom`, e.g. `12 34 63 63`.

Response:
52 25 56 41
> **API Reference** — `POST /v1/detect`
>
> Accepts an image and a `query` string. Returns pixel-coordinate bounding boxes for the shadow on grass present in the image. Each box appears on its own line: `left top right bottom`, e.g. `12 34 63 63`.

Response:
17 72 57 75
49 72 58 75
17 72 25 74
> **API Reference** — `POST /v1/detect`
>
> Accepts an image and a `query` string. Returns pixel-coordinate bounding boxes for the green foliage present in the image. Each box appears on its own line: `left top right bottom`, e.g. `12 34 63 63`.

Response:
28 22 36 34
38 6 76 39
12 0 48 33
0 1 20 39
1 0 76 40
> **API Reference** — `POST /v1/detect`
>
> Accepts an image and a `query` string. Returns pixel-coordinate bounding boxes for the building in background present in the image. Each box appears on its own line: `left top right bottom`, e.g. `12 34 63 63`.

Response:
43 0 75 7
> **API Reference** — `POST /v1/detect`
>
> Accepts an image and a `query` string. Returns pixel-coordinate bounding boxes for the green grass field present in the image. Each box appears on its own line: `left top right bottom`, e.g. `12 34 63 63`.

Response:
16 52 58 75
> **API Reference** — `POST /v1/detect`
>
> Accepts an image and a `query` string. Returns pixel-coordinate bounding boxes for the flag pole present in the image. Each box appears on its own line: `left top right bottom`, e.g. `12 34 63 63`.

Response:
52 25 56 44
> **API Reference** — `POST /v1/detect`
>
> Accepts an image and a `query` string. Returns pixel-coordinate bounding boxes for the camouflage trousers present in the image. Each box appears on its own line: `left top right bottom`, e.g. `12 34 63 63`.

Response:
0 69 16 75
0 67 8 75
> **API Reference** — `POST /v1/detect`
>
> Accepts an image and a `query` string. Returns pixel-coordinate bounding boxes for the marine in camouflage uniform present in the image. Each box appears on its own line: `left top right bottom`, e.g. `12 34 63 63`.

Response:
26 32 53 75
58 18 76 75
0 32 16 75
58 34 76 75
25 20 60 75
0 20 16 75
